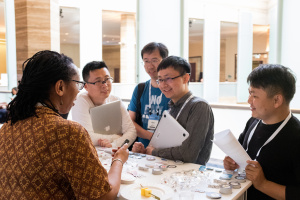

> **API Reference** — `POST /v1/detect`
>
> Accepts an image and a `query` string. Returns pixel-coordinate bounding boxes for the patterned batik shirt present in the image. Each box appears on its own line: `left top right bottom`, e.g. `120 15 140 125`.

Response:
0 106 111 200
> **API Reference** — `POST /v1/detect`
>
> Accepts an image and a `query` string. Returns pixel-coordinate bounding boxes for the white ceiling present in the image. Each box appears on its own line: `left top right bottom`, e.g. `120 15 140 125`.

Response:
0 3 269 45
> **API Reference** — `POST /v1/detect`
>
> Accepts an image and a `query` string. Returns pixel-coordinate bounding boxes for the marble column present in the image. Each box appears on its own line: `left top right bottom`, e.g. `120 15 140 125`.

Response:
280 0 300 108
236 12 253 103
14 0 60 77
268 3 278 64
136 0 188 82
4 0 17 89
202 5 220 103
79 0 102 73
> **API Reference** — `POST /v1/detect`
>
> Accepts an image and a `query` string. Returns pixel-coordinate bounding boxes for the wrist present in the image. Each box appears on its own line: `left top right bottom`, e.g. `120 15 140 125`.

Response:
111 158 124 167
147 131 153 140
255 178 269 191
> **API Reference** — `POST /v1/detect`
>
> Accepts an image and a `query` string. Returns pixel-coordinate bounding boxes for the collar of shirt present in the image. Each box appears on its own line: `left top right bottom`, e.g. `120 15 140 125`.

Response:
168 91 192 109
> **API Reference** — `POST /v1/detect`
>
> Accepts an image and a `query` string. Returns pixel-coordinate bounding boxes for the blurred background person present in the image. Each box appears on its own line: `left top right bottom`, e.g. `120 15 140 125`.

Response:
11 87 18 100
0 87 18 123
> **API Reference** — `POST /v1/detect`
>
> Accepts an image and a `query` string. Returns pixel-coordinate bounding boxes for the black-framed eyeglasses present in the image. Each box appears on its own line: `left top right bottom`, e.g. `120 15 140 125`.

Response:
85 77 114 86
156 73 190 85
72 80 85 90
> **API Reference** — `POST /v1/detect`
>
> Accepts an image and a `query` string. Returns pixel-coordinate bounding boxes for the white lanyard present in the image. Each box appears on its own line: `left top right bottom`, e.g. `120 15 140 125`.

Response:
246 111 292 159
148 83 162 111
175 95 194 120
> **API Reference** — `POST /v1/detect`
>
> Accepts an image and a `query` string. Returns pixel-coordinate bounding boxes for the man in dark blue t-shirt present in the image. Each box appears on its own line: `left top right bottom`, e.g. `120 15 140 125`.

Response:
128 42 170 147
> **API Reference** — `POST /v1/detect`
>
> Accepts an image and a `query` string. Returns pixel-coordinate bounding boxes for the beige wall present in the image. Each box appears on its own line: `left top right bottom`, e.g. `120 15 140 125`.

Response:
220 39 226 82
59 36 267 84
60 43 80 68
225 36 238 82
188 33 268 82
103 45 120 81
0 1 5 75
0 43 6 74
253 34 268 53
189 41 203 82
60 44 121 81
189 41 203 57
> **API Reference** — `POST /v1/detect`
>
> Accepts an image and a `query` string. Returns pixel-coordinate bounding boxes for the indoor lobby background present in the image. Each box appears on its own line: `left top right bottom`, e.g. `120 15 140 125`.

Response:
1 0 300 161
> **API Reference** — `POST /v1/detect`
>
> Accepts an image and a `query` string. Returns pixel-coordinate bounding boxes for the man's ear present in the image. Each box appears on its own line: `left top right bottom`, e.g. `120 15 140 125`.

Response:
273 94 283 108
183 73 190 84
55 80 65 97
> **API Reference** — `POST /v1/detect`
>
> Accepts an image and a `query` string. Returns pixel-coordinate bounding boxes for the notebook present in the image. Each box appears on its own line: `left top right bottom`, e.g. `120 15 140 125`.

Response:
149 110 189 149
90 100 122 135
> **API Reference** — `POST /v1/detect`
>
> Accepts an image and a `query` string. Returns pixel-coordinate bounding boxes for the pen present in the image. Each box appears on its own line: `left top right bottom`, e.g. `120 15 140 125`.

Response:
121 139 129 147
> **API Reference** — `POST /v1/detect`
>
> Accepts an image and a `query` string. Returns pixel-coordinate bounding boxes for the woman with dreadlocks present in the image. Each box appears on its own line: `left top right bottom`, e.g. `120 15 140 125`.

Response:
0 50 128 200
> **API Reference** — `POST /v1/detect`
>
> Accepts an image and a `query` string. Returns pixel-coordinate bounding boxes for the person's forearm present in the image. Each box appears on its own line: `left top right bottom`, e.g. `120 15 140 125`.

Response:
113 130 136 147
256 180 286 200
132 121 152 140
100 161 123 200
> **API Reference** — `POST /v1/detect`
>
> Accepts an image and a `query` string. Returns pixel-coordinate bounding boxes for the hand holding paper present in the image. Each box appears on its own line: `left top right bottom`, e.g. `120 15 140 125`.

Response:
213 129 251 169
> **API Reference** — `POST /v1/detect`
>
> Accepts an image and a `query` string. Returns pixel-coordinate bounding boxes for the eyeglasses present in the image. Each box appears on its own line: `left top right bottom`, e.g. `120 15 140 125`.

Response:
156 73 190 85
86 77 113 86
141 59 161 66
72 80 85 90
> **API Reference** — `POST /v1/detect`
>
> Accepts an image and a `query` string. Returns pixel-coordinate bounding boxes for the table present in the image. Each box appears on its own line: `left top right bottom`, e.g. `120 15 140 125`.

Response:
96 148 252 200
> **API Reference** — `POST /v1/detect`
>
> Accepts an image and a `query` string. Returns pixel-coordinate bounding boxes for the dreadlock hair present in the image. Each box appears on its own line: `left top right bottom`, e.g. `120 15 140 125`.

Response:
7 50 76 125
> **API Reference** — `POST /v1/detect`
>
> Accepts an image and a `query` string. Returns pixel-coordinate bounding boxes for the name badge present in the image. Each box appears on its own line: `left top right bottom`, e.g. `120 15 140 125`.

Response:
147 114 160 131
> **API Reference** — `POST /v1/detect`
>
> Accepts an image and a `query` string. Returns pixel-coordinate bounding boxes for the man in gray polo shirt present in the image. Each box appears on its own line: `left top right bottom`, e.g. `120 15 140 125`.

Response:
132 56 214 165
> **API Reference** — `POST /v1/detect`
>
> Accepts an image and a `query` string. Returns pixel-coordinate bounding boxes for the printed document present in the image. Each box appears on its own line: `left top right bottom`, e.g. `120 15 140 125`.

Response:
213 129 251 169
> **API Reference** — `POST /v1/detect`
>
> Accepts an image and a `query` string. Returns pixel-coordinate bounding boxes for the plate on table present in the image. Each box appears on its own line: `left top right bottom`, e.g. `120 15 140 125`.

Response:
120 183 174 200
121 173 136 184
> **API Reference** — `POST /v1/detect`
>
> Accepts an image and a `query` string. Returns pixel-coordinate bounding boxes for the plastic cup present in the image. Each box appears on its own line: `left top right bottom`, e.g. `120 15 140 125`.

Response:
179 191 194 200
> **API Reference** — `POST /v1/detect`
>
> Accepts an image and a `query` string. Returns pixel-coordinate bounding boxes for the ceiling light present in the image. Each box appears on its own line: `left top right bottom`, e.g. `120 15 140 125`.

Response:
65 33 69 35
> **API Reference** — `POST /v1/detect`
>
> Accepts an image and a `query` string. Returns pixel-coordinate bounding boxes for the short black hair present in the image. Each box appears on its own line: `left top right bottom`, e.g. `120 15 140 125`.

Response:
247 64 296 104
157 56 191 75
82 61 108 82
141 42 169 59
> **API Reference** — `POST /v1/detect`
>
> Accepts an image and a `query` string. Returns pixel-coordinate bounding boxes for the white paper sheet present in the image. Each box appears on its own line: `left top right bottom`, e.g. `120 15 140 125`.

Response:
213 129 251 169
